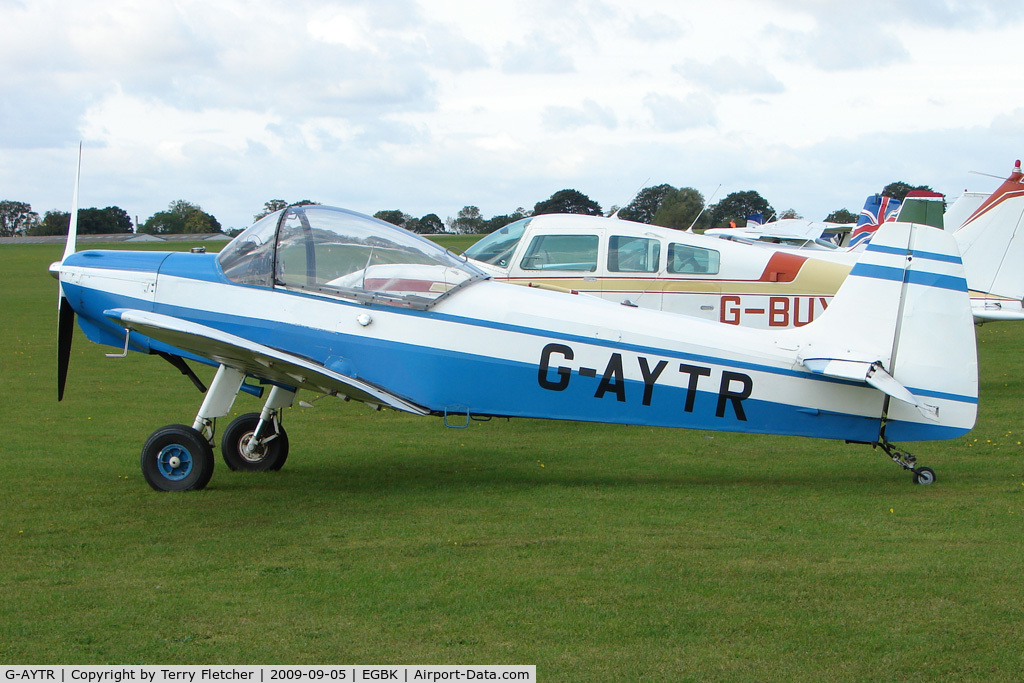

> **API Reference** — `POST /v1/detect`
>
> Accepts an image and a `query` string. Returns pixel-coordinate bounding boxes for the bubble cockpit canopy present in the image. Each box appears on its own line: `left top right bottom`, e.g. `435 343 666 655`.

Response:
218 205 486 309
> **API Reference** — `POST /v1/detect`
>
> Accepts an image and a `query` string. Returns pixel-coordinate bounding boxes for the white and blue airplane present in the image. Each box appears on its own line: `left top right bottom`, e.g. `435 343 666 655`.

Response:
53 183 978 491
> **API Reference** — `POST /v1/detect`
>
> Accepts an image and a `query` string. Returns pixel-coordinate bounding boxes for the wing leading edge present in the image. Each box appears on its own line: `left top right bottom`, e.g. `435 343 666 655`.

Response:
103 308 429 415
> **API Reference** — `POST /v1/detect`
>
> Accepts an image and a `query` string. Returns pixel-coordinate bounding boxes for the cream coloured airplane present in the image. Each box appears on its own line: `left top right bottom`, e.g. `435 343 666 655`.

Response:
464 161 1024 327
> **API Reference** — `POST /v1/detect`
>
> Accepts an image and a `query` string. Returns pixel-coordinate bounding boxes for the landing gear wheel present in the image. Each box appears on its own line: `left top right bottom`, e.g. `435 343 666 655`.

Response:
221 412 289 472
912 467 936 486
141 424 215 492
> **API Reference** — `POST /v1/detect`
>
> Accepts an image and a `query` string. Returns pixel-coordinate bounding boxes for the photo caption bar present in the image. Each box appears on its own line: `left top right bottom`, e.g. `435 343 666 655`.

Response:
0 667 535 683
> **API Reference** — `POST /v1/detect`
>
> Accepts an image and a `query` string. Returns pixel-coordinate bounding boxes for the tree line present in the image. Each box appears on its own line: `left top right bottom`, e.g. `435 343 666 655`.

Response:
376 179 931 236
0 179 933 238
0 199 220 237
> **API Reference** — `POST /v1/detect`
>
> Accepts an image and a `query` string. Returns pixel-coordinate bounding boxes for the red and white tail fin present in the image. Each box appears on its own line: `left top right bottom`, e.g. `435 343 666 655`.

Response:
954 160 1024 302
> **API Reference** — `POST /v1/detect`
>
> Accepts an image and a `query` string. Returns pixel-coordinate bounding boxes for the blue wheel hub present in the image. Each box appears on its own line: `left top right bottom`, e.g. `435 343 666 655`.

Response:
156 443 194 481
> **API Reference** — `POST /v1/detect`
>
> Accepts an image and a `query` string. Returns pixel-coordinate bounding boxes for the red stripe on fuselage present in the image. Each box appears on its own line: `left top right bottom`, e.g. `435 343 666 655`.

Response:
757 252 806 283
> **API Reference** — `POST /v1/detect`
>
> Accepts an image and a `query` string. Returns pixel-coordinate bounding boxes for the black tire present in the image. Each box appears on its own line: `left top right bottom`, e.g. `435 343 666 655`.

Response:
912 466 936 485
141 424 215 492
220 413 289 472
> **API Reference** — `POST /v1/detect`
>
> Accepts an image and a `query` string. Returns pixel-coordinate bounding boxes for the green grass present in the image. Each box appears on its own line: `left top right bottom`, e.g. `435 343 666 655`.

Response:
2 243 1024 679
428 234 481 254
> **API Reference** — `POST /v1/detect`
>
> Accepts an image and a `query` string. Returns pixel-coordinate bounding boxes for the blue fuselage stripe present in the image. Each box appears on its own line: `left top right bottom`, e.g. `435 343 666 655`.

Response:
849 263 968 292
865 243 963 264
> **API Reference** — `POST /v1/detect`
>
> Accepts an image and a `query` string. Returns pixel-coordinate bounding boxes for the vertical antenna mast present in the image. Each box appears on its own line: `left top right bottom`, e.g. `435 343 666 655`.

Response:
687 184 721 233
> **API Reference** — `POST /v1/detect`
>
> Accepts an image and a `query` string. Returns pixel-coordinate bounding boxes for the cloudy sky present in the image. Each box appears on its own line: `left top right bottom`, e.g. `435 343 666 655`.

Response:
2 0 1022 230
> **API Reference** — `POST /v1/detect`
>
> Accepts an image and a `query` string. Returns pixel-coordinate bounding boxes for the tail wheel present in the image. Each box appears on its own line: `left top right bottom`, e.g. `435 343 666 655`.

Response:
221 412 289 472
141 425 214 491
912 467 936 485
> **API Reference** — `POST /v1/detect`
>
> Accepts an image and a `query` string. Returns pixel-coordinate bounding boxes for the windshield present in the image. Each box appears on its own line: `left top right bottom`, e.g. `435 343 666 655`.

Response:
218 211 280 287
463 217 531 267
219 206 486 308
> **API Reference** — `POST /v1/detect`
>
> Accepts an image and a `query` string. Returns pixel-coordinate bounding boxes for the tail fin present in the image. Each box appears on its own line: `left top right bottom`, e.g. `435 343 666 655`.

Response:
795 220 977 440
953 160 1024 302
896 190 945 228
849 194 901 247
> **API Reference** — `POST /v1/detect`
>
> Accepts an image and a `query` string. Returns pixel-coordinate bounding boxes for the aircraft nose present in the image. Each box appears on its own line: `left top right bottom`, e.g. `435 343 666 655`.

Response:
48 261 62 280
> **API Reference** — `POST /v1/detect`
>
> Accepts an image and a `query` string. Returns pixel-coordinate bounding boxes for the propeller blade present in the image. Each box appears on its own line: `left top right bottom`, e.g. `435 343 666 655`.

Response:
58 295 75 401
56 142 83 402
63 142 82 261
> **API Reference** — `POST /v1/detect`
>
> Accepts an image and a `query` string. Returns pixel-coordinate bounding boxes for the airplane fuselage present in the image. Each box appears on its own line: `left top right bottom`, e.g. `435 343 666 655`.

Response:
60 245 972 444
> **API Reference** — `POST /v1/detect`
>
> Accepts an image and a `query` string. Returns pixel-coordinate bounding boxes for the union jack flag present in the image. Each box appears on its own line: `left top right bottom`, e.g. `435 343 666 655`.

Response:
849 195 901 246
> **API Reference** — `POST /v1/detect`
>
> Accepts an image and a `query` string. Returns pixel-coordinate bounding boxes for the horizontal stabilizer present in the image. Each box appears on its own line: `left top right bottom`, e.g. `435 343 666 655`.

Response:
802 358 939 421
104 308 429 415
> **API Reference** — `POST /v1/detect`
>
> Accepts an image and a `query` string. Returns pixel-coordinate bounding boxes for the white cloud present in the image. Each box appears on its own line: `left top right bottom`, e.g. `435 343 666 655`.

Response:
674 56 785 95
627 12 685 41
1 0 1023 231
643 92 716 131
771 17 910 71
501 32 576 74
772 0 1022 30
989 108 1024 138
543 99 618 131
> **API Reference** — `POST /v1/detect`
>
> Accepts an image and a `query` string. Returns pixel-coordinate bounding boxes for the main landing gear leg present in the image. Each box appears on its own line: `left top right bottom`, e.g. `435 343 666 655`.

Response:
875 439 936 486
140 364 245 492
221 385 294 472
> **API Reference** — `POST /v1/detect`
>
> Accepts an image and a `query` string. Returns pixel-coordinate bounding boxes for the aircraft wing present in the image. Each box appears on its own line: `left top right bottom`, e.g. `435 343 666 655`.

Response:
801 358 939 422
104 308 430 415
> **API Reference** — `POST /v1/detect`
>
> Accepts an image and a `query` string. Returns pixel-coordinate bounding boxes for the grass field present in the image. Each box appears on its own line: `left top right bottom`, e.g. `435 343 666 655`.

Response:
2 240 1023 680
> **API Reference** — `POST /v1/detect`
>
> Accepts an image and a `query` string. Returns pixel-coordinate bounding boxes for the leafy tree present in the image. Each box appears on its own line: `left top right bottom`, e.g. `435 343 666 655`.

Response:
140 200 221 235
824 208 857 224
778 208 802 220
29 210 73 236
374 210 410 227
881 182 934 202
80 206 133 234
449 206 485 234
414 213 444 234
184 211 218 234
533 189 602 216
618 184 676 224
708 190 774 228
482 208 530 234
0 200 39 237
254 199 288 221
28 206 133 235
652 187 708 231
253 199 319 222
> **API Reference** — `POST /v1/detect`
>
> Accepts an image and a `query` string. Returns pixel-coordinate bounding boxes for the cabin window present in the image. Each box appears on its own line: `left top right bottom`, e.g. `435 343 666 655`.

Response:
668 243 720 274
520 234 599 272
608 236 660 273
